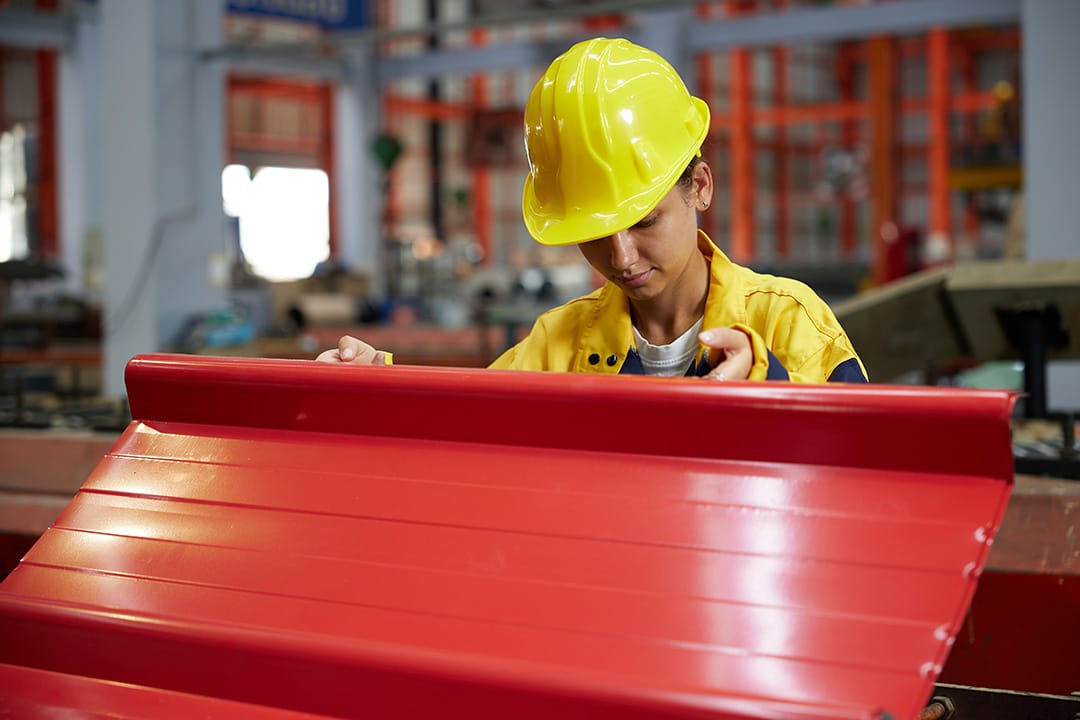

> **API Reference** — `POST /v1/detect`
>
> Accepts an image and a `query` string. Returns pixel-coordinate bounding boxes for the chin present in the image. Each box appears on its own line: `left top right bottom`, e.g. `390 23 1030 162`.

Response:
620 284 661 301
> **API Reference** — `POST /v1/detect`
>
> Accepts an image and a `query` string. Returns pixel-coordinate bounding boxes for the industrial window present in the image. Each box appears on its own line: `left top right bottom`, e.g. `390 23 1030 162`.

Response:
222 164 330 281
0 124 28 262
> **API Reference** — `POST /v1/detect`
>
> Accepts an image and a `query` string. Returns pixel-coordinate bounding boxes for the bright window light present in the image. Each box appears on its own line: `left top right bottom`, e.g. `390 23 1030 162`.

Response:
221 164 251 218
0 126 29 263
221 164 330 281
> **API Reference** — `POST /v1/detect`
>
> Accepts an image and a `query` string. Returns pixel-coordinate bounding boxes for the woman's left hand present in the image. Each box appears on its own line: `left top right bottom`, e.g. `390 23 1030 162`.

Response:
698 327 753 381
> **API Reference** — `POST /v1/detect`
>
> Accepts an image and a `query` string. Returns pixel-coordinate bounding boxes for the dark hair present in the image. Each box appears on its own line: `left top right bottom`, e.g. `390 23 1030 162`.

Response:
676 155 703 189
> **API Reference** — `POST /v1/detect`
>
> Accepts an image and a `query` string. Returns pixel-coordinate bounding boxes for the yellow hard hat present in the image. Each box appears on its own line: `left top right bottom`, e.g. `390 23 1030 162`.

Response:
521 37 711 246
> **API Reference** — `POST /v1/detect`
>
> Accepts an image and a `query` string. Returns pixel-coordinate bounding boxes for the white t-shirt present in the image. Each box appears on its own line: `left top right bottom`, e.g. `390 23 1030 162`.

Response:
632 317 703 377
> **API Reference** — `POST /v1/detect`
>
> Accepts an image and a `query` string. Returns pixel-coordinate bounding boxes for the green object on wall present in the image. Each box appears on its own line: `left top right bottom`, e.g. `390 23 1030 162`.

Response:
373 135 403 172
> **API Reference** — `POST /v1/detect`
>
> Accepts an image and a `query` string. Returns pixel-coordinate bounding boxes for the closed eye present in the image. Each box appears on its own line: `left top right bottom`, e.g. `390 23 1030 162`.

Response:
632 213 658 229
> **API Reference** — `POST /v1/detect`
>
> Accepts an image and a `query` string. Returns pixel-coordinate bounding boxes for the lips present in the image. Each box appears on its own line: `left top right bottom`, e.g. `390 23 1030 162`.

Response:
617 269 652 288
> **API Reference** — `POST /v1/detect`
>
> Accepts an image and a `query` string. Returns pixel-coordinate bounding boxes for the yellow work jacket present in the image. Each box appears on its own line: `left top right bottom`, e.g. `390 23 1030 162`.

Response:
489 231 867 383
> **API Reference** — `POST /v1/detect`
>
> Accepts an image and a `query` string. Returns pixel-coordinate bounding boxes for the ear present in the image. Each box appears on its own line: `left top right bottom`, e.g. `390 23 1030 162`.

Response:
693 161 714 210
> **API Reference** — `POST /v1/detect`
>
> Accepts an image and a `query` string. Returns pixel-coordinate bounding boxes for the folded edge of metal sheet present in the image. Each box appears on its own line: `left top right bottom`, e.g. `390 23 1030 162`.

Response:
121 353 1017 481
0 353 1017 720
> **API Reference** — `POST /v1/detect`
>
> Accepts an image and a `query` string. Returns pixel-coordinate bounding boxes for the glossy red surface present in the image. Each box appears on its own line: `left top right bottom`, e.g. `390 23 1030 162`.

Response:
939 572 1080 695
0 662 322 719
0 354 1015 719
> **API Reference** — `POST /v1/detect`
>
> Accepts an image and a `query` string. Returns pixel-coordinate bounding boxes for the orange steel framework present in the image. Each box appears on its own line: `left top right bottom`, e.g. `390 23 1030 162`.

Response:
928 28 951 256
470 26 492 265
0 3 1023 283
220 5 1019 286
701 25 1015 283
37 46 58 261
36 0 59 261
868 34 898 286
696 3 718 243
725 1 756 264
773 0 791 260
378 15 1017 287
835 41 857 258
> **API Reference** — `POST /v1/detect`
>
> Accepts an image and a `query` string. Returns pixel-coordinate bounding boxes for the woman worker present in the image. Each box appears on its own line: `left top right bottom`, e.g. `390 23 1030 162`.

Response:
319 37 867 383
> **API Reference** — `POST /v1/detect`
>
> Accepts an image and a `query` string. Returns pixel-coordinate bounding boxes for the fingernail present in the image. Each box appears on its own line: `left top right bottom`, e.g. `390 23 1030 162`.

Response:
699 330 714 343
342 347 355 360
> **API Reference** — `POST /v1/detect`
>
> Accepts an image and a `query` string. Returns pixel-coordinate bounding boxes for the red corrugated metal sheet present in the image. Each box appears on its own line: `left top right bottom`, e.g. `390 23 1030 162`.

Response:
0 354 1015 720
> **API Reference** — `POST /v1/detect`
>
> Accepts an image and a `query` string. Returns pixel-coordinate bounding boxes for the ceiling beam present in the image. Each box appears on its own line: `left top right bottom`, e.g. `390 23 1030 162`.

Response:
686 0 1020 51
218 0 1022 83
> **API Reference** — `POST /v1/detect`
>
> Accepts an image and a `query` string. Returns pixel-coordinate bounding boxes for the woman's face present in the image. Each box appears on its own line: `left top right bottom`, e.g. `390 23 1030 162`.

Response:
578 163 713 302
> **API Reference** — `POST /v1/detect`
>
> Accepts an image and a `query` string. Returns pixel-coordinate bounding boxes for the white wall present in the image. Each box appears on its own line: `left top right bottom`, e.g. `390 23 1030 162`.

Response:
57 18 100 296
97 0 226 397
153 1 228 354
335 46 383 294
1022 0 1080 411
100 0 159 397
1022 0 1080 262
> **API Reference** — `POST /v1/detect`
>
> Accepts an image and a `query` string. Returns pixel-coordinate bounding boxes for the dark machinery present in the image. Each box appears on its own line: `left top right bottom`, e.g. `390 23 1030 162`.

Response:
834 257 1080 479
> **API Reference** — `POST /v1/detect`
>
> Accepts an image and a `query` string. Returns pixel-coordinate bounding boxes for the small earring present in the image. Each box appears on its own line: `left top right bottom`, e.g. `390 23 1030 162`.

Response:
701 201 709 209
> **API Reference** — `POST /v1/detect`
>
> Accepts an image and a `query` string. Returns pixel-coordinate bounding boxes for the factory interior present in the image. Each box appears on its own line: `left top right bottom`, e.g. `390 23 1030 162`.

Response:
0 0 1078 718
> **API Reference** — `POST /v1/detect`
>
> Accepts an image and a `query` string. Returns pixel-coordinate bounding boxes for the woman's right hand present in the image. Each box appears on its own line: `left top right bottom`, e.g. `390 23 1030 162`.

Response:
698 327 753 381
315 335 388 365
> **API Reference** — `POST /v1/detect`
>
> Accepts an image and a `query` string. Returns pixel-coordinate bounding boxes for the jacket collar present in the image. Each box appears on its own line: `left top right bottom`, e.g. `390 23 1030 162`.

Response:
700 230 747 331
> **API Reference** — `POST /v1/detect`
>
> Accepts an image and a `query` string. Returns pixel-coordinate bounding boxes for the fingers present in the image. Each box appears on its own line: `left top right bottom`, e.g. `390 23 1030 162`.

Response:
342 336 384 364
699 327 753 381
341 336 386 364
314 336 386 365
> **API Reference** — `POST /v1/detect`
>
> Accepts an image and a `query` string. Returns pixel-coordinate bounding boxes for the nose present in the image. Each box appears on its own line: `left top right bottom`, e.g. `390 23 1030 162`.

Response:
608 230 639 271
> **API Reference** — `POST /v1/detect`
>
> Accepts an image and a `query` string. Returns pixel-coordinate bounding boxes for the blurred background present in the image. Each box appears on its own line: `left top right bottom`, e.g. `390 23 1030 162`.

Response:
0 1 1077 454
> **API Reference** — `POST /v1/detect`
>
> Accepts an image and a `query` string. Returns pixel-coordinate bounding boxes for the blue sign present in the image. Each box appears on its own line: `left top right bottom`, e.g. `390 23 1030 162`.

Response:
227 0 368 30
